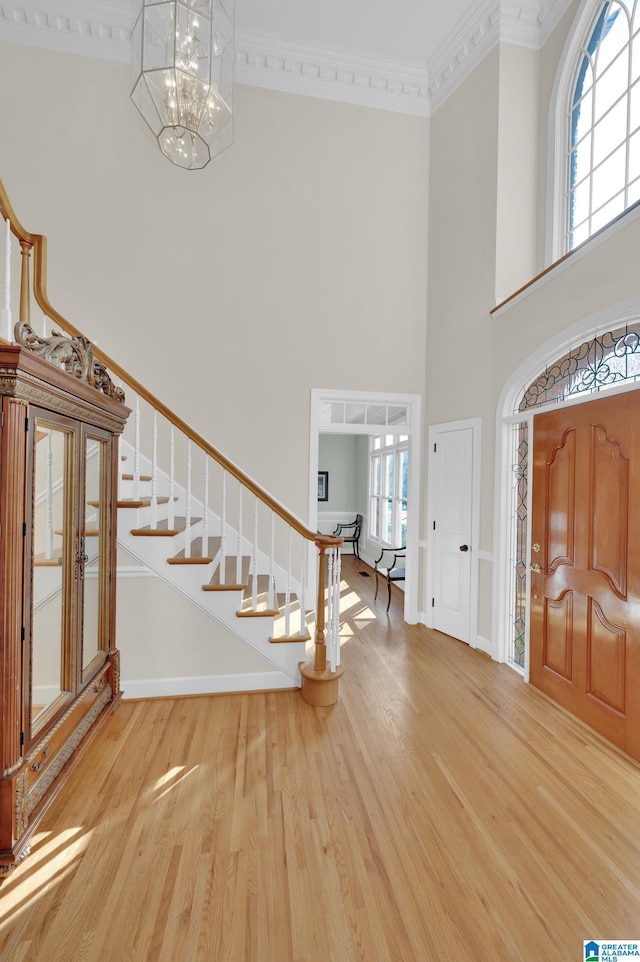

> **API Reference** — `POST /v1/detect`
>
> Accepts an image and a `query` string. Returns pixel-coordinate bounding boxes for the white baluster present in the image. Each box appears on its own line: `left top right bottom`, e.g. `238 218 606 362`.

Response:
251 496 258 610
2 217 11 342
220 470 226 585
168 426 175 528
202 457 209 554
300 540 307 638
268 513 275 611
185 440 192 558
327 550 335 669
236 488 243 585
45 432 53 560
333 548 342 670
284 529 292 637
150 410 158 530
133 396 141 502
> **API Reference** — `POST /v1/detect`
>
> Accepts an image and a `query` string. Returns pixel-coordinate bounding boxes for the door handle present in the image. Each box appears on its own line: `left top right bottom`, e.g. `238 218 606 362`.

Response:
459 544 469 552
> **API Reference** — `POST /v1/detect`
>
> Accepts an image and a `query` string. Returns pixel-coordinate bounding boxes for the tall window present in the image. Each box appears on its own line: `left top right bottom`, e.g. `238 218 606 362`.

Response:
369 435 408 548
566 0 640 250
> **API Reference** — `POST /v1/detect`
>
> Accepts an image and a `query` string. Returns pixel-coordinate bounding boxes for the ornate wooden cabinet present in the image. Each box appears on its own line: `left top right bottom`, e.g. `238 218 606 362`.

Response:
0 329 129 874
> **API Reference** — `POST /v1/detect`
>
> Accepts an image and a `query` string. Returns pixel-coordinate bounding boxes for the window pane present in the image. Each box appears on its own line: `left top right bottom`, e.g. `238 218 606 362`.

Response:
372 455 380 495
570 139 592 195
345 403 366 424
592 141 626 207
629 76 640 130
572 88 593 147
572 53 593 108
388 405 408 426
633 29 640 77
569 176 591 234
592 93 627 165
570 218 591 248
370 497 380 539
627 172 640 203
384 453 393 497
629 126 640 179
399 449 408 499
595 7 630 79
366 404 386 425
384 499 393 544
591 187 626 231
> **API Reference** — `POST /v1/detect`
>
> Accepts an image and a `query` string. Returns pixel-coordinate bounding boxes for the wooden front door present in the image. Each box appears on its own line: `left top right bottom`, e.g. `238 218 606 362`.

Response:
530 390 640 761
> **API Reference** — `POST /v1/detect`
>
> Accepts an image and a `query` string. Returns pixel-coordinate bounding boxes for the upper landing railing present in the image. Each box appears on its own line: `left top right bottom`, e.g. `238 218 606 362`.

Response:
0 177 343 694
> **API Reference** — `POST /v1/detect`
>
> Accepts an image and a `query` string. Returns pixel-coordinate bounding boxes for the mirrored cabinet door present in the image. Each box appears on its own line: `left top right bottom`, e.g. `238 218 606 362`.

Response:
80 430 111 685
30 417 74 738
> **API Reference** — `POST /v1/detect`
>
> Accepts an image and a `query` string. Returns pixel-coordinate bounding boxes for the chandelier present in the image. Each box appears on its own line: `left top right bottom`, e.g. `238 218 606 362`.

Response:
131 0 235 170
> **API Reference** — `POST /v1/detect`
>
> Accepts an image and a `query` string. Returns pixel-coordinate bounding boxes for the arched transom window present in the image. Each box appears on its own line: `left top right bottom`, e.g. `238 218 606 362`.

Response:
567 0 640 250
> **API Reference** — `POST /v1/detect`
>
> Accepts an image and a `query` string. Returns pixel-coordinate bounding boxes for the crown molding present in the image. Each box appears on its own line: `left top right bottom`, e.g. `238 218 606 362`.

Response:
0 1 132 61
235 31 429 117
0 0 577 118
427 0 574 114
538 0 575 46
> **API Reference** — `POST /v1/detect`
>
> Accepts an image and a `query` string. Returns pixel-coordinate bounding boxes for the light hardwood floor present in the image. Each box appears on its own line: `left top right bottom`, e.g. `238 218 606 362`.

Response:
2 556 640 961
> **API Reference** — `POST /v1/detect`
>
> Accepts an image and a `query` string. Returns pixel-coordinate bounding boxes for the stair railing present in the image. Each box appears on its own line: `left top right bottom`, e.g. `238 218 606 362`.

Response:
0 177 343 701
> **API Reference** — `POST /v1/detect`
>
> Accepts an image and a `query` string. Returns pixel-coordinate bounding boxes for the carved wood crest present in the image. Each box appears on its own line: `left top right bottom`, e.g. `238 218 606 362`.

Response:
14 321 125 403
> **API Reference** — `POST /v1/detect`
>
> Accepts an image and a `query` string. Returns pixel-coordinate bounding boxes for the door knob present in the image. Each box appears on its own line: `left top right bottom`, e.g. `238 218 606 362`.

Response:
459 544 469 552
531 562 541 573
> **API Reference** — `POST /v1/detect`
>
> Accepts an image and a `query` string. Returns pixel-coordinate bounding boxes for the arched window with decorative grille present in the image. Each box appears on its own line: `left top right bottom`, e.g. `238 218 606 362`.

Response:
549 1 640 256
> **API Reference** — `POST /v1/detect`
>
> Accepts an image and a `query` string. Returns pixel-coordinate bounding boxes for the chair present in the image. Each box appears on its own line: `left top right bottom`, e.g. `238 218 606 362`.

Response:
333 514 363 559
374 546 406 612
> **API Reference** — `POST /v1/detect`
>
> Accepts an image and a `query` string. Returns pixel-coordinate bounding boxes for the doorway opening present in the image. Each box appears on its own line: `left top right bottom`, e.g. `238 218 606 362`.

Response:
309 389 421 624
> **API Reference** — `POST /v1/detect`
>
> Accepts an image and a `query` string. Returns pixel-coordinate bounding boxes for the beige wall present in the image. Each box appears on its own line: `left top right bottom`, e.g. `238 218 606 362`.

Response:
0 41 429 522
426 48 500 555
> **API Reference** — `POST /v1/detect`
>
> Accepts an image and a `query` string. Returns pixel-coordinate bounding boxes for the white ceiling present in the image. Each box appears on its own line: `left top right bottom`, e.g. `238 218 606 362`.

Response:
235 0 477 65
0 0 574 114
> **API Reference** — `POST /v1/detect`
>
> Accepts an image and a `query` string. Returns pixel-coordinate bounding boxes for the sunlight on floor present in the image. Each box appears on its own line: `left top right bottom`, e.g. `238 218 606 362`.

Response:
151 764 199 802
0 826 92 929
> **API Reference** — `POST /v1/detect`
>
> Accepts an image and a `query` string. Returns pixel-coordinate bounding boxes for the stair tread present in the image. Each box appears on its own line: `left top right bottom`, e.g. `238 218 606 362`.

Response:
121 473 153 482
110 497 175 508
269 631 312 644
131 516 201 536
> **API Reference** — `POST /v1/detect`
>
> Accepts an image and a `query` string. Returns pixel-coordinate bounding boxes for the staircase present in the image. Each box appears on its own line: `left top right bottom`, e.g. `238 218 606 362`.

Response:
0 175 344 706
115 438 312 685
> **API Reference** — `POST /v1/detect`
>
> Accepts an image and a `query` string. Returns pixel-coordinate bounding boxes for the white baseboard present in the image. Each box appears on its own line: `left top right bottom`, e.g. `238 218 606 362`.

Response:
122 671 300 700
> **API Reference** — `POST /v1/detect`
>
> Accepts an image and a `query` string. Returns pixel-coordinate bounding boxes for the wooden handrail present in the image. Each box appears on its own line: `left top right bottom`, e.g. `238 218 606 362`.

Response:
0 177 339 548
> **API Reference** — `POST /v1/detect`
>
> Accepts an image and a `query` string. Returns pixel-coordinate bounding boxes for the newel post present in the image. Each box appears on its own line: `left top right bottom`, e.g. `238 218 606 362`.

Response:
299 535 345 707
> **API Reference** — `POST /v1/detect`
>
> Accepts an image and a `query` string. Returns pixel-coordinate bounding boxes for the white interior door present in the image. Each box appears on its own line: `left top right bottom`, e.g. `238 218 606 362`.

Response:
431 426 474 643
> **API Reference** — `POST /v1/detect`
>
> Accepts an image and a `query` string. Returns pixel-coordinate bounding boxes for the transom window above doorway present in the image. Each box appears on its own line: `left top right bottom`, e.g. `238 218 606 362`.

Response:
320 400 409 430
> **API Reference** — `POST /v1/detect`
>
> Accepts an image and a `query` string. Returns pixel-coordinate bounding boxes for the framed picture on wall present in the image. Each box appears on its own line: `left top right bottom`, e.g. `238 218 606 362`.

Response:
317 471 329 502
